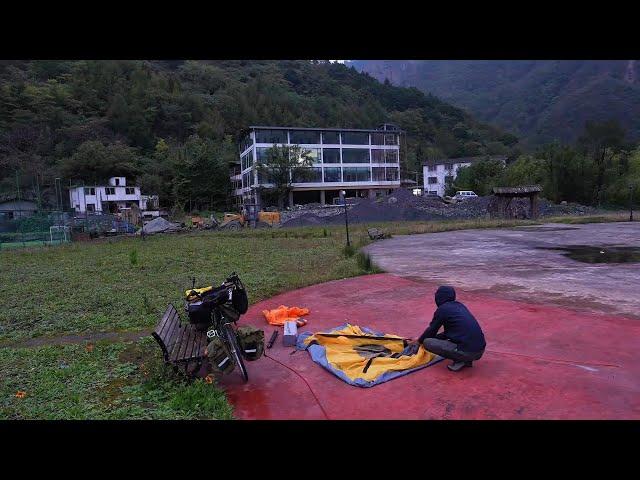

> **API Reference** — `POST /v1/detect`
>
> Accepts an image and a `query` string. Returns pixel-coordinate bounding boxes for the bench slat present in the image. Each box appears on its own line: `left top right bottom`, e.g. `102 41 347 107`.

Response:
153 305 182 361
168 326 188 362
161 309 181 345
164 322 182 356
154 303 209 367
192 330 206 358
171 325 193 363
190 329 207 359
154 304 177 338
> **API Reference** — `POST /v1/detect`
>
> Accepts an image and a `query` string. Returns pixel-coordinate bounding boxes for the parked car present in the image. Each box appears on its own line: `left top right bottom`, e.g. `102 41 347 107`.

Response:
453 191 478 200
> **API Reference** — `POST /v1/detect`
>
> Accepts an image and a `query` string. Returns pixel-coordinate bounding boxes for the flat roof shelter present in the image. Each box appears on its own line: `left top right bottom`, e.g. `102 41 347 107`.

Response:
491 185 542 219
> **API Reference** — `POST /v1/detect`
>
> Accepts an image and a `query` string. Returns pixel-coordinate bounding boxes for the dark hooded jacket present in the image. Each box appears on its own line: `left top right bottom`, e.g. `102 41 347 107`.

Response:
418 286 486 353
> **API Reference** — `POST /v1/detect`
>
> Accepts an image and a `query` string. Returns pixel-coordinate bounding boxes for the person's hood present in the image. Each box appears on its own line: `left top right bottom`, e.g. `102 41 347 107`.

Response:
435 286 456 306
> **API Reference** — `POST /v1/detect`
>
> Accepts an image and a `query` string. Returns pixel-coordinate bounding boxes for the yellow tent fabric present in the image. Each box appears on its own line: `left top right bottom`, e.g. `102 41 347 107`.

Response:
184 285 213 301
302 324 437 384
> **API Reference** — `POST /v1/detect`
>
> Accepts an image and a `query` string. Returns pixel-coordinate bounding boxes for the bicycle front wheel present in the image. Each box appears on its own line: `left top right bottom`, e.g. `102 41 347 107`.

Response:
222 323 248 383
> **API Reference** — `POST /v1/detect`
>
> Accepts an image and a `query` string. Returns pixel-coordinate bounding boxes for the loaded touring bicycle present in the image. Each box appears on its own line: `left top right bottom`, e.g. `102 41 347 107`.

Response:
152 272 264 382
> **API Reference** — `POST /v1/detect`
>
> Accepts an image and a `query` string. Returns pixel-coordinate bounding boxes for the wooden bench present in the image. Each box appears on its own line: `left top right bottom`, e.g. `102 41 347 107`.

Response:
152 304 209 375
367 228 386 240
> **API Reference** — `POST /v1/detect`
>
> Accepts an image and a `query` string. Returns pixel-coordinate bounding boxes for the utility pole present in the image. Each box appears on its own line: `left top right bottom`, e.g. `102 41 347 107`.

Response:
630 184 634 222
340 190 350 247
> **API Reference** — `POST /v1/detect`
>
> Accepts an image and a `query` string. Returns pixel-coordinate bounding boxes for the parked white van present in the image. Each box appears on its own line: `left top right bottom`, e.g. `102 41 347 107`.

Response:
453 191 478 200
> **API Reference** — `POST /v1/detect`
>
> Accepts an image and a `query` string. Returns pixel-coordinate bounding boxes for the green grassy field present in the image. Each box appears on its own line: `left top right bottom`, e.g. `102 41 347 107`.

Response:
0 213 631 419
0 227 371 419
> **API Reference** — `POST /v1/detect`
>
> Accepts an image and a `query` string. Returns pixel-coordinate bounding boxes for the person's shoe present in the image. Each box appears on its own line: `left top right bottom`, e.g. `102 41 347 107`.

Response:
447 361 467 372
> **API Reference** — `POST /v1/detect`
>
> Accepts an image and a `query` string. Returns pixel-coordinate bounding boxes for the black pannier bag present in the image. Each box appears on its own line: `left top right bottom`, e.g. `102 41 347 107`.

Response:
186 285 228 330
232 285 249 314
186 300 213 331
237 326 265 361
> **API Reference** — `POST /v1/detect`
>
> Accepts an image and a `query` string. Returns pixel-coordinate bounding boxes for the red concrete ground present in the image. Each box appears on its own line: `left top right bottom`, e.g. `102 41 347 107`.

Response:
219 274 640 419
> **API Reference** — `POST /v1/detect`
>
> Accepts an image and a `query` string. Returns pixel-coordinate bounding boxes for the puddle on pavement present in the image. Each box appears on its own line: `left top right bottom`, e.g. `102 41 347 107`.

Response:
538 245 640 263
513 226 580 232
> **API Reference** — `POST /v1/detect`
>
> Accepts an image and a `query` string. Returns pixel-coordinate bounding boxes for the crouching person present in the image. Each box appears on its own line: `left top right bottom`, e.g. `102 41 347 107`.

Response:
412 286 486 372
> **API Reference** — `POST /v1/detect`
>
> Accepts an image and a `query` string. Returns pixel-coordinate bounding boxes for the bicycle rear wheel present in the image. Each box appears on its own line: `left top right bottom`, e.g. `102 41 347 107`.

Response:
222 322 248 383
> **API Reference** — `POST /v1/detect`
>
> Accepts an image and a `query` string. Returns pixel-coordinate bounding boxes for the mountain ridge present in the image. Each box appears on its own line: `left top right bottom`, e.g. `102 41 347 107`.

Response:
350 60 640 146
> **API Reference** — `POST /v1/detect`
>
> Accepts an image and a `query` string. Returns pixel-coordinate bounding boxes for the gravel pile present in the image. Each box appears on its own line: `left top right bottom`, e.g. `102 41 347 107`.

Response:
280 189 596 228
140 217 182 234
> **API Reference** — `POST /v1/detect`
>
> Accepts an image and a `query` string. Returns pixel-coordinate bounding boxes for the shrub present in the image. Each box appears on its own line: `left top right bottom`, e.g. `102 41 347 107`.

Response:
342 244 356 257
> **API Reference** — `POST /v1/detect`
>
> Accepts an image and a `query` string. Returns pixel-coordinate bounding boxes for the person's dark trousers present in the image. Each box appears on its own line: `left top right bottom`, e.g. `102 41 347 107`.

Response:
422 336 484 363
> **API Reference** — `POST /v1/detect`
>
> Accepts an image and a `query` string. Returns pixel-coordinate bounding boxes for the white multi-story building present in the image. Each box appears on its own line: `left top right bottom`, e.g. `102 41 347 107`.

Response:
69 177 158 214
232 124 403 207
423 156 507 197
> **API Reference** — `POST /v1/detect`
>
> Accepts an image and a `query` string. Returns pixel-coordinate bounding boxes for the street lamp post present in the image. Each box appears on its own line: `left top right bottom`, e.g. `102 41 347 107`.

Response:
340 190 350 247
630 184 634 222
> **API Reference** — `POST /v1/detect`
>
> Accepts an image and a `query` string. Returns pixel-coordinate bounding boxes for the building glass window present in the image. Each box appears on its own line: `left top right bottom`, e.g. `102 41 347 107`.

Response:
371 133 385 145
125 187 135 195
254 129 288 144
385 168 399 181
105 187 115 195
342 148 370 163
323 167 341 182
428 177 438 184
384 133 398 145
372 167 386 181
86 204 95 212
371 149 385 163
322 148 340 163
84 187 95 195
289 130 320 145
322 131 340 144
342 132 369 145
294 148 320 164
115 178 120 186
384 149 399 163
257 168 275 184
240 133 253 152
343 167 371 182
256 147 270 164
293 167 322 183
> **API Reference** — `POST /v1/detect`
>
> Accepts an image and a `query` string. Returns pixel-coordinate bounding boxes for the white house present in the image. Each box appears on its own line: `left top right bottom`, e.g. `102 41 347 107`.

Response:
69 177 158 214
423 156 507 197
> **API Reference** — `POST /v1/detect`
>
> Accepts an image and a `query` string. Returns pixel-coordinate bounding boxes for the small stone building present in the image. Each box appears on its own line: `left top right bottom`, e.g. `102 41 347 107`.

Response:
0 195 38 220
489 185 542 219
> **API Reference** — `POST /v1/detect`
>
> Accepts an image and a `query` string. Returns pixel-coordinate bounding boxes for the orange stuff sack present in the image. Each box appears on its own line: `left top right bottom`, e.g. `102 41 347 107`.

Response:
262 305 310 327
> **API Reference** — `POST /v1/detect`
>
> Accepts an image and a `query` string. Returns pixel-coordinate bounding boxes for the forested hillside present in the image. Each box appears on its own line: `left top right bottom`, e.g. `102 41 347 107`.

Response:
0 60 516 211
350 60 640 147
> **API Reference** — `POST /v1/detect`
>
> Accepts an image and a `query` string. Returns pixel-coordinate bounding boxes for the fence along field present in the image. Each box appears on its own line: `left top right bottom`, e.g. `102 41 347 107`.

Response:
0 209 137 250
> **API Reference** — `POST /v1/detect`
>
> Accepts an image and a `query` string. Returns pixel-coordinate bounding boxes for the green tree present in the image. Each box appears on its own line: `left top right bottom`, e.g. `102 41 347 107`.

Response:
452 158 506 195
256 144 313 209
61 140 141 182
577 120 626 205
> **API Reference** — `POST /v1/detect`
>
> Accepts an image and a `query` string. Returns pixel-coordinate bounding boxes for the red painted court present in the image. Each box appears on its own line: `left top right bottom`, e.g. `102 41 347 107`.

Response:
219 274 640 419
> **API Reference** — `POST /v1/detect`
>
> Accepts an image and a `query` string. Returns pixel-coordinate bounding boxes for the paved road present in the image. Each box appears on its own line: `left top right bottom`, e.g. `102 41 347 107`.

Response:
364 222 640 319
221 274 640 419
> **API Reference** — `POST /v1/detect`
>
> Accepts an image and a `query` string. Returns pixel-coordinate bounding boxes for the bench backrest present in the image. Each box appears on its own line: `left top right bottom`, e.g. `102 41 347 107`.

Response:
152 304 181 361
